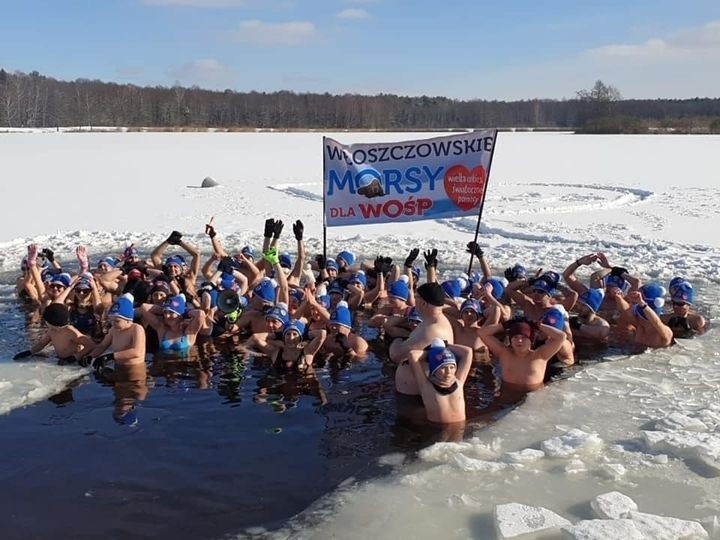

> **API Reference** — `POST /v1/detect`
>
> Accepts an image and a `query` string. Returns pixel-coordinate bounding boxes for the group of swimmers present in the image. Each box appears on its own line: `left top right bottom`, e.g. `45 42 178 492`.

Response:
13 218 708 425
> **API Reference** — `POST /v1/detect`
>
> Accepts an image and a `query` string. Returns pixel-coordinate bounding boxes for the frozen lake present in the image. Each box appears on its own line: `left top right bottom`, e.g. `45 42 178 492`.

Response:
0 131 718 538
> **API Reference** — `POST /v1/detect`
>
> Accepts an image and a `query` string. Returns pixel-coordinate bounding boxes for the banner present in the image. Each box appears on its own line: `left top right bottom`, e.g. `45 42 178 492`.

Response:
323 130 497 227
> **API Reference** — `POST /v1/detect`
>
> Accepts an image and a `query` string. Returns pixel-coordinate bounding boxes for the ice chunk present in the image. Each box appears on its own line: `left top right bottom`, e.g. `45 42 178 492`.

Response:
627 510 708 539
541 429 603 458
656 413 708 432
502 448 545 463
450 453 507 473
494 502 571 539
590 491 638 519
562 519 644 539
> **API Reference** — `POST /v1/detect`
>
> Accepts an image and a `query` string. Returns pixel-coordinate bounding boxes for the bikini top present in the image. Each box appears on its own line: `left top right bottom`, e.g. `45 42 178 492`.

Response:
160 333 190 353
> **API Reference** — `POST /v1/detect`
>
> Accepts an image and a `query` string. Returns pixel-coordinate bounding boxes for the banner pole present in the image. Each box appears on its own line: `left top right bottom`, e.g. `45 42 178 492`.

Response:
322 136 328 263
467 129 499 275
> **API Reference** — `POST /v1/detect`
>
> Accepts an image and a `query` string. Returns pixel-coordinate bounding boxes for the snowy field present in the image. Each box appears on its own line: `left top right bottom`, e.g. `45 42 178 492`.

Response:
1 131 719 538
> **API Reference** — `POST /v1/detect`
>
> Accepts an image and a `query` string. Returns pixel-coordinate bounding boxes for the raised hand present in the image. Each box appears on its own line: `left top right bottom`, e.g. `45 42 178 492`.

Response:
404 248 419 268
27 244 39 267
41 248 55 263
315 254 326 269
423 248 438 269
466 241 484 258
76 246 89 273
205 223 216 239
263 218 275 238
597 252 611 269
577 253 597 266
272 220 284 239
263 247 280 266
292 220 304 241
167 230 183 245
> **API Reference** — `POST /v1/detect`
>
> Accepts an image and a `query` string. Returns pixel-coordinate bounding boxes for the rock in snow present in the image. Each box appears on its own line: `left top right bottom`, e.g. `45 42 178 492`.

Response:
201 176 220 188
494 502 571 538
590 491 638 520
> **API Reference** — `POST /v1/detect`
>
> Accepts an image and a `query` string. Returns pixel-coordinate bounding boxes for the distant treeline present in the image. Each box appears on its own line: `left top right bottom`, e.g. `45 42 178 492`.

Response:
2 68 720 133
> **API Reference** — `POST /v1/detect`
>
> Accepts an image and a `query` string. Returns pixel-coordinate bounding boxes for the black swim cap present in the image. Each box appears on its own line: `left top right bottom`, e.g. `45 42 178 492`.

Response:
43 303 70 327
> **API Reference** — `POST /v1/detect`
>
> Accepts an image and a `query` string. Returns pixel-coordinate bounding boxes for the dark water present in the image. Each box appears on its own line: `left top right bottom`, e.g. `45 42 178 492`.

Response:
0 285 514 540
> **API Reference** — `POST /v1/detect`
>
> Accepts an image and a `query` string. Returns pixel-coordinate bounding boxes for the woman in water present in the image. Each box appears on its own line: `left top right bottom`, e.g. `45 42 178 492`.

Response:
139 294 204 355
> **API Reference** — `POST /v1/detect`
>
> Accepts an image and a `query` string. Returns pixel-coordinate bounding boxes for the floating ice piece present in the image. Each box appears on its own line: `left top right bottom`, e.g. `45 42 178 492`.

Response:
541 429 603 458
590 491 638 519
602 463 627 478
565 459 587 474
642 430 720 475
656 412 708 432
201 176 220 188
494 502 571 539
450 453 507 473
627 510 708 539
502 448 545 463
562 519 644 539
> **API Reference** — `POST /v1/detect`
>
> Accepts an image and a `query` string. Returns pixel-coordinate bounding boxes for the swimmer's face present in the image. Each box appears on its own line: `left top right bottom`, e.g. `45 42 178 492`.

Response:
672 301 690 316
47 284 65 298
433 364 457 386
284 330 301 347
98 262 112 273
461 310 479 325
167 264 182 277
510 333 532 351
329 323 345 335
530 289 548 302
327 268 338 279
112 317 133 330
152 291 168 305
163 310 180 322
388 297 405 310
576 303 592 318
265 317 284 333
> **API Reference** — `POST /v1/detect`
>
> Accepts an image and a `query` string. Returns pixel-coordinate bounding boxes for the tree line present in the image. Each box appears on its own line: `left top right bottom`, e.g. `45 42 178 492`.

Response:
2 69 719 133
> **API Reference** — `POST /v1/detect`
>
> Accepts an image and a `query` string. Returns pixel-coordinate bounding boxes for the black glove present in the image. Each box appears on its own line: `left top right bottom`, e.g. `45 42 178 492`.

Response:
79 355 93 368
423 248 438 269
205 224 216 239
292 220 304 241
466 241 484 258
167 230 183 245
217 257 233 274
527 277 538 286
374 256 384 273
335 333 351 353
13 349 32 360
504 267 516 282
273 220 284 239
92 353 115 372
315 254 326 270
569 316 582 330
263 218 275 238
404 248 419 268
41 248 55 263
610 266 628 277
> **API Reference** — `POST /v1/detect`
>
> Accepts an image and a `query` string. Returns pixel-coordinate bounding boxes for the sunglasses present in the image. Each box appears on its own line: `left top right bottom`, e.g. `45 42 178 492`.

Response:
672 301 689 307
76 289 91 294
48 284 65 290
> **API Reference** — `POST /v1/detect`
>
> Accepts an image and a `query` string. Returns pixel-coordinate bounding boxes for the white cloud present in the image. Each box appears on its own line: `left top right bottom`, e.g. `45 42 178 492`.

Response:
589 20 720 63
231 20 322 47
167 59 235 88
337 8 370 20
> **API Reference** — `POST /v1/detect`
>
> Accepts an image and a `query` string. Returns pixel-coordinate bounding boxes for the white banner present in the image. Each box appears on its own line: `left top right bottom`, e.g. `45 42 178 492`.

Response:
323 130 497 227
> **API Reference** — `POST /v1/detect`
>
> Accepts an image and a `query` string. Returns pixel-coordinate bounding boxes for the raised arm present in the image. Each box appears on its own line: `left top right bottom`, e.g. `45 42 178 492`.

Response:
534 322 567 361
562 254 596 295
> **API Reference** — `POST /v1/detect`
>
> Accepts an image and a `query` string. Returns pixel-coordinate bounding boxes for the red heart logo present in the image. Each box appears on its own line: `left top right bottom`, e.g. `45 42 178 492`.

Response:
443 165 486 212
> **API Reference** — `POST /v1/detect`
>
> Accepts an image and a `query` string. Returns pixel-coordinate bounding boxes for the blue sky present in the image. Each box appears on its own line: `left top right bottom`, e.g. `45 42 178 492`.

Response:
2 0 719 100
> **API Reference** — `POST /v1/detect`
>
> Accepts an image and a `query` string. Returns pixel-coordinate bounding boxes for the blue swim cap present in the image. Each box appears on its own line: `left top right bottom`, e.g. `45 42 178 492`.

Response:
640 283 666 315
336 251 355 268
460 298 482 316
541 307 566 330
265 305 290 326
389 277 410 301
283 319 306 338
441 279 462 300
482 278 506 300
671 282 694 305
330 301 352 329
406 306 423 323
279 252 292 270
349 271 367 288
578 288 604 313
427 338 456 377
253 279 276 303
325 259 339 272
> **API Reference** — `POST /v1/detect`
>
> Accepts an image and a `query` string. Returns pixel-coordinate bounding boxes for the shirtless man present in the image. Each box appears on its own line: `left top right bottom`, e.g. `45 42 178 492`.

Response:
611 285 674 348
320 300 369 358
478 319 567 392
449 298 490 364
407 340 473 423
389 282 455 395
84 295 146 375
568 288 610 343
507 275 577 321
661 280 706 338
13 303 94 364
